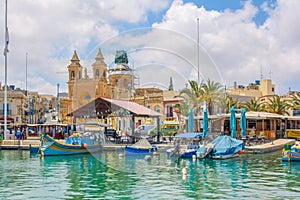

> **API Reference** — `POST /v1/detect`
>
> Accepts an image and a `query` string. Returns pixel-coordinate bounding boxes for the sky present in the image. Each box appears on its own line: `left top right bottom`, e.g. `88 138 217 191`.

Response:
0 0 299 96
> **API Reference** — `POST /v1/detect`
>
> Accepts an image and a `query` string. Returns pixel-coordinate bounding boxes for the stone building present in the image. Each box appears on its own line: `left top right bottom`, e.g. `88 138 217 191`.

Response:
67 49 134 123
228 79 275 98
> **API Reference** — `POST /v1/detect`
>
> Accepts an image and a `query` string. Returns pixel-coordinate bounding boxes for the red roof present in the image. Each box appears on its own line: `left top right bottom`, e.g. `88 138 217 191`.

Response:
101 97 162 117
70 97 162 117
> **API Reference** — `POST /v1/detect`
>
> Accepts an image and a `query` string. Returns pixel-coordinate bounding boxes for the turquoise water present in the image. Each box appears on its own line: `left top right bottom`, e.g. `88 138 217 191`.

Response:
0 150 300 199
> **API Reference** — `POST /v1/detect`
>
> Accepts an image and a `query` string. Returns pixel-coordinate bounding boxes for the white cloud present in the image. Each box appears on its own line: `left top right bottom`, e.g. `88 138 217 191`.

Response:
151 0 300 94
0 0 299 96
0 0 170 95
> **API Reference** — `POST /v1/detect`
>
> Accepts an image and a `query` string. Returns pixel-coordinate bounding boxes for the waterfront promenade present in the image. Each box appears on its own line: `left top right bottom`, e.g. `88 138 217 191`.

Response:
0 138 174 151
1 138 295 154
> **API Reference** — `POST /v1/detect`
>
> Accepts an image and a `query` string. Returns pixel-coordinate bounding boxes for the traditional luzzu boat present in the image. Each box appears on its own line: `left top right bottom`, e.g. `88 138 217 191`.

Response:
40 122 106 156
282 141 300 162
125 138 157 155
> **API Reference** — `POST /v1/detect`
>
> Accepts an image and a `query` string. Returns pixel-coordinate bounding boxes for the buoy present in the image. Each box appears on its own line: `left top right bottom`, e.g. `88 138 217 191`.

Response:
237 150 243 155
144 155 152 161
81 143 88 149
182 167 187 175
192 155 196 161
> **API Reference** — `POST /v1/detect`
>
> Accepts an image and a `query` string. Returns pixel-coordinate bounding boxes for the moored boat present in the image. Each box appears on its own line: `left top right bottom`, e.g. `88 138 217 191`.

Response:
196 135 244 159
125 138 157 155
282 141 300 162
40 121 106 156
166 132 201 158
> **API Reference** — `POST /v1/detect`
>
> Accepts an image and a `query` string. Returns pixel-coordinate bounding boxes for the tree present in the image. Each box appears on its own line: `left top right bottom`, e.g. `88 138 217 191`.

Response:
263 95 289 115
201 79 224 114
176 80 203 115
241 98 263 112
174 102 189 117
168 77 174 91
216 95 239 113
291 93 300 110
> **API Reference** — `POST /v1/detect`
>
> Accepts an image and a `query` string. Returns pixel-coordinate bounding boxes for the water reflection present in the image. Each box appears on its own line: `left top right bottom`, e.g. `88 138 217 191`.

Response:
1 150 300 199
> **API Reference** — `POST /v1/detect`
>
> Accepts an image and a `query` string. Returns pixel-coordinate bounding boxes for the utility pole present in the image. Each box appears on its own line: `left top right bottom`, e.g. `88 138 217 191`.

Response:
25 52 28 96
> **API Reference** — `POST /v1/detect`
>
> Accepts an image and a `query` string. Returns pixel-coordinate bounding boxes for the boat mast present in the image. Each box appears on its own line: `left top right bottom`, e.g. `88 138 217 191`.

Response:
3 0 8 139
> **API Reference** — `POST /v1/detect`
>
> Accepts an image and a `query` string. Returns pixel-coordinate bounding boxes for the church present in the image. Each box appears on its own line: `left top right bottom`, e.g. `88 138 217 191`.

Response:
67 49 134 115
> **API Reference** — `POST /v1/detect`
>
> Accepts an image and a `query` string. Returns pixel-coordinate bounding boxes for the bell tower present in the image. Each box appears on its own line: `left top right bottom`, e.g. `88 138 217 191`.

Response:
67 50 83 111
92 48 107 81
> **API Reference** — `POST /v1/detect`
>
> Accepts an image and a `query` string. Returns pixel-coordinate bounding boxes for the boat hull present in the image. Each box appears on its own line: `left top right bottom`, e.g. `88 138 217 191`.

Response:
282 151 300 162
29 146 39 153
125 146 156 155
282 142 300 162
180 149 197 158
41 135 101 156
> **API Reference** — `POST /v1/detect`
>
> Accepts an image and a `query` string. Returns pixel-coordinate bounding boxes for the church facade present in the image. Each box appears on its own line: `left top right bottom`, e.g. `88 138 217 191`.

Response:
67 49 134 117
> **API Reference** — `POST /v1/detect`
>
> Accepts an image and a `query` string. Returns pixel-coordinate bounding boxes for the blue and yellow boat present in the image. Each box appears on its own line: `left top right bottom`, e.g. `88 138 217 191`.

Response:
40 133 102 156
40 121 107 156
282 141 300 162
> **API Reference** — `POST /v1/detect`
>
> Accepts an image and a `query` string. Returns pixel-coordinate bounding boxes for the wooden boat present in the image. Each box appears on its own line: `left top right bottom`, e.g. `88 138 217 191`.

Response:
40 133 102 156
282 141 300 162
40 121 106 156
125 138 157 155
29 144 39 153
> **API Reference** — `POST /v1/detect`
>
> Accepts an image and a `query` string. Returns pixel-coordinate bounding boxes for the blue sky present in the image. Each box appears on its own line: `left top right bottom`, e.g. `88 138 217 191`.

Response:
0 0 299 95
186 0 276 25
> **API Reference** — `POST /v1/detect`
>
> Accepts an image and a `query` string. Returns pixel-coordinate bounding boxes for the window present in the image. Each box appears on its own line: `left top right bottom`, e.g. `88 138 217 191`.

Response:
71 71 75 79
2 103 11 115
247 120 256 129
96 69 99 78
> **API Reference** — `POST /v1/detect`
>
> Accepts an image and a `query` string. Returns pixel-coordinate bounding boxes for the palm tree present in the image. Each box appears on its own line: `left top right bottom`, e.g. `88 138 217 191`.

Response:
263 95 289 115
241 98 263 112
291 93 300 110
174 102 189 117
201 79 224 114
176 80 203 115
217 95 239 113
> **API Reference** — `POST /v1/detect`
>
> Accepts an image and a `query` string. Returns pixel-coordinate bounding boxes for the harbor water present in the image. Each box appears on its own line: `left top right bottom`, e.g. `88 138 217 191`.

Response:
0 150 300 199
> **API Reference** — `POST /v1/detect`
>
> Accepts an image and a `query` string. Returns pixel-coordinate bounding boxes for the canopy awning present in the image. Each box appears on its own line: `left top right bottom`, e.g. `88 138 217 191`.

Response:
68 97 162 118
174 132 201 139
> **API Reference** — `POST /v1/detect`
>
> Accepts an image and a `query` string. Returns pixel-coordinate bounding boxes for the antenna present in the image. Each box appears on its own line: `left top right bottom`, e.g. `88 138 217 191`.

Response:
260 65 263 80
269 69 272 80
197 17 200 85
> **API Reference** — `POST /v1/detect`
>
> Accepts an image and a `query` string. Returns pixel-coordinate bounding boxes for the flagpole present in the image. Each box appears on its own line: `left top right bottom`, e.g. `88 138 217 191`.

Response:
4 0 8 139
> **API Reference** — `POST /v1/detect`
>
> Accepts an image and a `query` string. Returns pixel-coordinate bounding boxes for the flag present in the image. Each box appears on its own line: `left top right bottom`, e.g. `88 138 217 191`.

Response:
3 27 9 55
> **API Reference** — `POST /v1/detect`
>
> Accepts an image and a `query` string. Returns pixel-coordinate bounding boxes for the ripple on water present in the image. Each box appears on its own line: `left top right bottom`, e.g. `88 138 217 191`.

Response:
1 150 300 199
